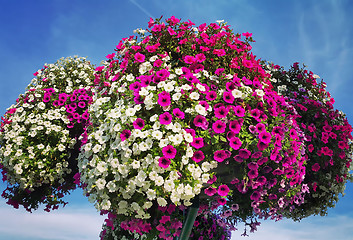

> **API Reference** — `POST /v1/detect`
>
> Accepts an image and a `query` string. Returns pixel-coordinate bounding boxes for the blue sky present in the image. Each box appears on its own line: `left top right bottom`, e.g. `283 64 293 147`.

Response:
1 0 353 239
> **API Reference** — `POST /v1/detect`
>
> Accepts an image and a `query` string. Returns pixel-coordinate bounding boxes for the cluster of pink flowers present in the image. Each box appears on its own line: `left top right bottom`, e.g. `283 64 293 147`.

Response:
267 62 353 219
100 202 232 240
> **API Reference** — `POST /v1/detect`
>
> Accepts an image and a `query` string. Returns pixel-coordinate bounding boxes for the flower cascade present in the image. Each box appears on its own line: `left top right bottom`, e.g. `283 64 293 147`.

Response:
78 16 307 235
0 56 95 211
266 62 353 220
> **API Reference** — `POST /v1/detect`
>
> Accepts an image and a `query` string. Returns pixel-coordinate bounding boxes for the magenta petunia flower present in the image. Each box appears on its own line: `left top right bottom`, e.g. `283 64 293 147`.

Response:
272 168 284 175
250 190 261 201
229 120 241 134
247 162 259 170
162 145 177 159
257 141 268 151
214 106 229 119
229 136 242 150
255 123 266 133
234 155 243 163
217 184 230 197
259 131 272 144
250 108 261 120
204 186 217 196
134 52 145 63
206 91 217 101
312 163 321 172
42 93 51 103
158 156 171 169
193 115 208 130
192 150 205 163
190 137 204 149
58 93 68 102
184 55 196 64
257 157 268 165
81 110 89 120
212 120 226 133
129 81 142 92
120 129 131 141
217 198 227 206
158 91 171 107
195 53 206 63
78 101 86 108
248 169 258 179
234 105 245 117
223 91 234 103
238 149 251 159
173 108 185 119
159 112 172 125
133 118 145 130
213 150 228 162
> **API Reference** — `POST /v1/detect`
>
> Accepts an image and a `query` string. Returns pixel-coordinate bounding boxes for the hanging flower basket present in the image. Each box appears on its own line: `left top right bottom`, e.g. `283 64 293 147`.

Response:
0 56 95 211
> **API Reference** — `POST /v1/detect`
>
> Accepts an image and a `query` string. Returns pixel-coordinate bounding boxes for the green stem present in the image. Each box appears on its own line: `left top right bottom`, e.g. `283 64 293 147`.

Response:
177 195 200 240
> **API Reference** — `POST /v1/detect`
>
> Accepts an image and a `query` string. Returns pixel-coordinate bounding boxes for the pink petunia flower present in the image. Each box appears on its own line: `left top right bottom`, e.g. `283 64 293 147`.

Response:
134 52 145 63
159 112 172 125
213 150 228 162
223 91 234 103
158 91 171 107
217 184 230 196
229 136 242 150
312 163 321 172
184 55 196 64
190 137 204 149
193 115 208 130
204 187 217 196
259 131 272 144
158 157 171 169
212 120 226 133
214 106 229 119
120 129 131 141
133 118 145 130
234 105 245 117
173 108 185 119
206 91 217 101
192 150 205 163
162 145 177 159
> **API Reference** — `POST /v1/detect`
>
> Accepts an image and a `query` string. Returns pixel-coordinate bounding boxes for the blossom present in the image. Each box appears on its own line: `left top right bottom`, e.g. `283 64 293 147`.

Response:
158 157 171 168
159 112 172 125
134 52 146 63
213 150 228 162
162 145 177 159
158 91 171 106
212 120 226 134
190 137 204 149
120 129 131 141
133 118 145 130
217 184 230 196
192 151 205 163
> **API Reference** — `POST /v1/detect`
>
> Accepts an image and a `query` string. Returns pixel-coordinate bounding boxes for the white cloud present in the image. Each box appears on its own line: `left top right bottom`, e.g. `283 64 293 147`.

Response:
0 201 105 240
